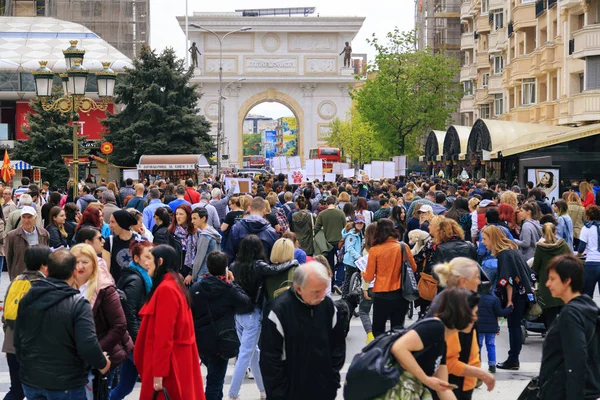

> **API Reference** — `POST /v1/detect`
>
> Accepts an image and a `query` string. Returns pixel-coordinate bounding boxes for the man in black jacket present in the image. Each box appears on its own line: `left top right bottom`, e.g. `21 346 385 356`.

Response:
191 251 251 400
260 262 346 400
15 249 110 398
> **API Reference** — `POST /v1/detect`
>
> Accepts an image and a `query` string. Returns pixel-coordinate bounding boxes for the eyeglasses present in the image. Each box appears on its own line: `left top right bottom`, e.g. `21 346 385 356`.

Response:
97 236 105 241
41 192 47 195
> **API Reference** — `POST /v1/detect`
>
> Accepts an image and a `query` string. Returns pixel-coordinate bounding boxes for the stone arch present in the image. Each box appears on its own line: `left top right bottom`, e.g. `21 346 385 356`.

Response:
237 89 305 163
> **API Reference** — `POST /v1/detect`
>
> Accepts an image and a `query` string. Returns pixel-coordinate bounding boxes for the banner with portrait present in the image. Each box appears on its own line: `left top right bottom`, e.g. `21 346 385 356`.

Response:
526 167 560 204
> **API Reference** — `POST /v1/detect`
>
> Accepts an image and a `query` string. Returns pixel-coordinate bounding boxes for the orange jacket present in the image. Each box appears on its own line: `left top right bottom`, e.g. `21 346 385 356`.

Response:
446 331 480 392
363 238 417 293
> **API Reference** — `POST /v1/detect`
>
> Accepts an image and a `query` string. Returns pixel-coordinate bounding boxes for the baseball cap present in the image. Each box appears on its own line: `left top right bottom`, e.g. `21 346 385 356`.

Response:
354 215 366 224
20 206 37 217
417 204 433 214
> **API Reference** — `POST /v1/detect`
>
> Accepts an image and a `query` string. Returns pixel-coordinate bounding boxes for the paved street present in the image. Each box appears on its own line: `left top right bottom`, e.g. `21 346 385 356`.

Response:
0 271 595 400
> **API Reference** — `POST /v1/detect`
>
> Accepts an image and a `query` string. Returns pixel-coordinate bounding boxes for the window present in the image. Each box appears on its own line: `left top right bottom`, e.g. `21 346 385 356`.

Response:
0 73 19 92
464 80 474 95
482 72 490 87
522 78 536 105
480 104 491 119
493 11 504 30
482 0 489 13
494 94 503 116
586 56 600 90
579 73 585 93
494 56 503 74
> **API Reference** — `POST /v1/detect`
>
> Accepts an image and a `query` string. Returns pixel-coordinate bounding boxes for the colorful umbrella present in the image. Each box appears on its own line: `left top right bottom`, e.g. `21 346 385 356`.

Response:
0 149 15 184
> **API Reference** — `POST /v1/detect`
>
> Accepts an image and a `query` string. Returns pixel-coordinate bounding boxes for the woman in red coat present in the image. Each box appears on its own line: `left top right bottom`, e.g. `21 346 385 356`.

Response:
134 245 205 400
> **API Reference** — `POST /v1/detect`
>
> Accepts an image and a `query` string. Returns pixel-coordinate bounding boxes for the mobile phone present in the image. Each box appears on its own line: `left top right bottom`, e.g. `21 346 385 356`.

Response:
446 384 459 389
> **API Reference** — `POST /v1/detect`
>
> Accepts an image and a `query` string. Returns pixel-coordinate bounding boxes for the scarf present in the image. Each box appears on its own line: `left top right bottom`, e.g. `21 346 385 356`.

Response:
129 261 152 294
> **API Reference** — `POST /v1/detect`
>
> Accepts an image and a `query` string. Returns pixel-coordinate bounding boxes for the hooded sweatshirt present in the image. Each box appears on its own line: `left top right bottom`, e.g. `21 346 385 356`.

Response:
531 238 572 309
226 215 278 263
513 219 543 260
15 278 106 390
539 295 600 400
192 225 222 281
77 193 97 214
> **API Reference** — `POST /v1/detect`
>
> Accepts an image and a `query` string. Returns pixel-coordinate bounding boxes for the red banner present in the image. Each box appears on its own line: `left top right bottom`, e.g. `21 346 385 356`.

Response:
16 101 114 141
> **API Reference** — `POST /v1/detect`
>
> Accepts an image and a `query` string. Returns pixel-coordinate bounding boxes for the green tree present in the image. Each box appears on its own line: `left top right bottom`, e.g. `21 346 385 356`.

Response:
242 133 262 156
354 29 461 156
13 88 85 186
102 46 214 166
326 107 387 167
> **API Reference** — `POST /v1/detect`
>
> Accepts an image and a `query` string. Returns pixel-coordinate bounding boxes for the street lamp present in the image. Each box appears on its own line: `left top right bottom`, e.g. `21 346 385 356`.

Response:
32 40 117 198
189 24 251 175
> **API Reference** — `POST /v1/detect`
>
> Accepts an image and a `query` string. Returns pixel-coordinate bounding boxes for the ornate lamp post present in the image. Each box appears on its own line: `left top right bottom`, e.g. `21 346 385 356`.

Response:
32 40 117 198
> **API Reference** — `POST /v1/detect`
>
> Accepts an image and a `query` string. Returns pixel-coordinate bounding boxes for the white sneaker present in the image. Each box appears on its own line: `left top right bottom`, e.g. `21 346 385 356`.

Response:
245 367 254 379
260 392 266 400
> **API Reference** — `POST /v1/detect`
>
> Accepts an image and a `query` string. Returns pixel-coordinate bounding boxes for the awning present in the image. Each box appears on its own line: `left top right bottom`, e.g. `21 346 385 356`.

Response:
493 122 599 157
11 160 32 170
424 130 446 162
137 154 210 170
444 125 470 161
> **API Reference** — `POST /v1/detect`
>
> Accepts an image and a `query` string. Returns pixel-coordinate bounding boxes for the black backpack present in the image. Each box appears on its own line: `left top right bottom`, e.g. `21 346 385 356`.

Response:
344 319 432 400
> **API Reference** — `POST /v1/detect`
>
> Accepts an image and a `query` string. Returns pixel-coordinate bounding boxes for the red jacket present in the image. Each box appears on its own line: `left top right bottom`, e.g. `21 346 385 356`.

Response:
184 188 200 205
134 274 205 400
582 192 595 208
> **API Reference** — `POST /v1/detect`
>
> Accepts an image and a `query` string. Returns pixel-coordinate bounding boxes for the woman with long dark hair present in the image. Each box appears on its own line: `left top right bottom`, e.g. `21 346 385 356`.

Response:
362 218 417 336
168 204 197 277
134 245 205 400
47 206 69 249
152 207 171 245
445 198 472 242
355 197 373 227
227 235 268 399
390 205 407 239
64 203 80 244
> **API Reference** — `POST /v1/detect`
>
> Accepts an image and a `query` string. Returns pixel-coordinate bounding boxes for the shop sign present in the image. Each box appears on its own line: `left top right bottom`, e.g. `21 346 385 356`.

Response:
137 164 196 170
100 142 114 155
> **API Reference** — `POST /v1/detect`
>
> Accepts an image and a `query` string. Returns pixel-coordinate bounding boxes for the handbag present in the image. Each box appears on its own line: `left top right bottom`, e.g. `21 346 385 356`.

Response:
92 370 109 400
517 377 540 400
417 272 438 301
400 242 419 302
152 388 172 400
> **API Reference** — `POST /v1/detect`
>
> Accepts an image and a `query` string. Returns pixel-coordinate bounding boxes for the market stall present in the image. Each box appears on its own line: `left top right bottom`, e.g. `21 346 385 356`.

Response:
137 154 211 184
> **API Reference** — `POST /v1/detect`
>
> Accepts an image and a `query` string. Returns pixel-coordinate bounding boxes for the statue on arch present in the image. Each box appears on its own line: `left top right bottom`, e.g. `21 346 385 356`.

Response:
189 42 201 68
339 41 352 68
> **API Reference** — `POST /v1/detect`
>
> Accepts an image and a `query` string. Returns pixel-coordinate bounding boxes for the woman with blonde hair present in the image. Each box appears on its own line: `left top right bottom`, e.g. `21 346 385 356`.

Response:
430 216 476 266
337 191 351 211
531 222 571 329
500 191 518 211
71 244 132 397
579 181 595 208
468 197 481 243
264 238 300 302
567 191 586 248
481 225 533 371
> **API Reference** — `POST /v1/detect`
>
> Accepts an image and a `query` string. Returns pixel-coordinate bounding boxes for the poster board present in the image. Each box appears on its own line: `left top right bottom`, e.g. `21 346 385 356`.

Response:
288 156 301 170
273 156 288 174
224 177 252 194
526 167 560 204
288 170 307 185
392 156 407 177
343 168 355 178
371 161 384 180
324 173 336 182
332 163 343 175
305 159 323 181
123 169 139 182
383 162 395 179
363 164 372 180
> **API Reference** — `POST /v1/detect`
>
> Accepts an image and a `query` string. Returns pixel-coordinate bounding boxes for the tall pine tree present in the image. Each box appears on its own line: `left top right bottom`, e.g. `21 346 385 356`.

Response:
102 46 214 166
13 89 84 186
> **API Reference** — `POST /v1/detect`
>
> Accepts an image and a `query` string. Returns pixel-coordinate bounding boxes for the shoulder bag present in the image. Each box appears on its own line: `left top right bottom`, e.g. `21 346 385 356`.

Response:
400 242 419 302
152 388 171 400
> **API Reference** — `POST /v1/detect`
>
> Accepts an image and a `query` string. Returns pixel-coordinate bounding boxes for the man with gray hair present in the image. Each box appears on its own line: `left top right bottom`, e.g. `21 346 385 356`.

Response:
101 190 120 223
209 184 236 224
142 188 166 231
191 192 220 231
260 262 345 400
6 194 43 233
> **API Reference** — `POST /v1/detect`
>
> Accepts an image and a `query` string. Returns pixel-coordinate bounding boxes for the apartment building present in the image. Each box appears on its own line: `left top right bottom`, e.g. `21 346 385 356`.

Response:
459 0 600 127
0 0 149 59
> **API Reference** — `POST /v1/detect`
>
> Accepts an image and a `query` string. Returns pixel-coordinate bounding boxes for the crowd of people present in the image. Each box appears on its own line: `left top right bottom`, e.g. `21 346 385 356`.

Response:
0 172 598 400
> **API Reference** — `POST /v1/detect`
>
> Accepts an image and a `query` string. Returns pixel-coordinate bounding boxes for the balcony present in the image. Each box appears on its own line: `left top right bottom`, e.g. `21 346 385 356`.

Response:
461 1 474 19
477 51 491 67
461 32 475 49
507 107 533 123
569 91 600 123
477 15 491 32
460 95 475 112
513 3 536 30
475 87 489 104
460 64 477 81
540 43 558 71
502 64 513 86
488 74 503 92
572 25 600 59
529 50 543 76
489 0 504 9
511 54 534 80
489 29 507 52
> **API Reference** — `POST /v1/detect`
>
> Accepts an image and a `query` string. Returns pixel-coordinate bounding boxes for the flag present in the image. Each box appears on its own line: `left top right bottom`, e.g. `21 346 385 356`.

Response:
0 149 15 183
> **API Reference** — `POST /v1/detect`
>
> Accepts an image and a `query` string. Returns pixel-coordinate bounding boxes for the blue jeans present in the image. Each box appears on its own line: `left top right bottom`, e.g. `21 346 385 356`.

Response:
203 354 229 400
584 261 600 298
109 353 137 400
22 385 86 400
477 333 497 366
228 308 265 398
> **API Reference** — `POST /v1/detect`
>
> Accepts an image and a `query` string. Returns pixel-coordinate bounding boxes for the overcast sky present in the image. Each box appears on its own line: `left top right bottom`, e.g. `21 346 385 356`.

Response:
149 0 415 118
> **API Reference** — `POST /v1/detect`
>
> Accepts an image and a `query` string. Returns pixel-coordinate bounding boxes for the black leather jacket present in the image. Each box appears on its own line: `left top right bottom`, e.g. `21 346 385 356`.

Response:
431 238 477 266
116 266 147 342
15 278 107 391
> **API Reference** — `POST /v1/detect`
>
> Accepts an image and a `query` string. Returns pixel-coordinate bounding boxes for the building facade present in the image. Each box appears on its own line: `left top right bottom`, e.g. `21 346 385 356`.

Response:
0 0 149 58
459 0 600 127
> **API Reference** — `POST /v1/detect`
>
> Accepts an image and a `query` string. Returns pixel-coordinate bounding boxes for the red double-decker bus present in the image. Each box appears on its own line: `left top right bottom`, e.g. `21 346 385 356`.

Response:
242 155 265 168
309 147 341 172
